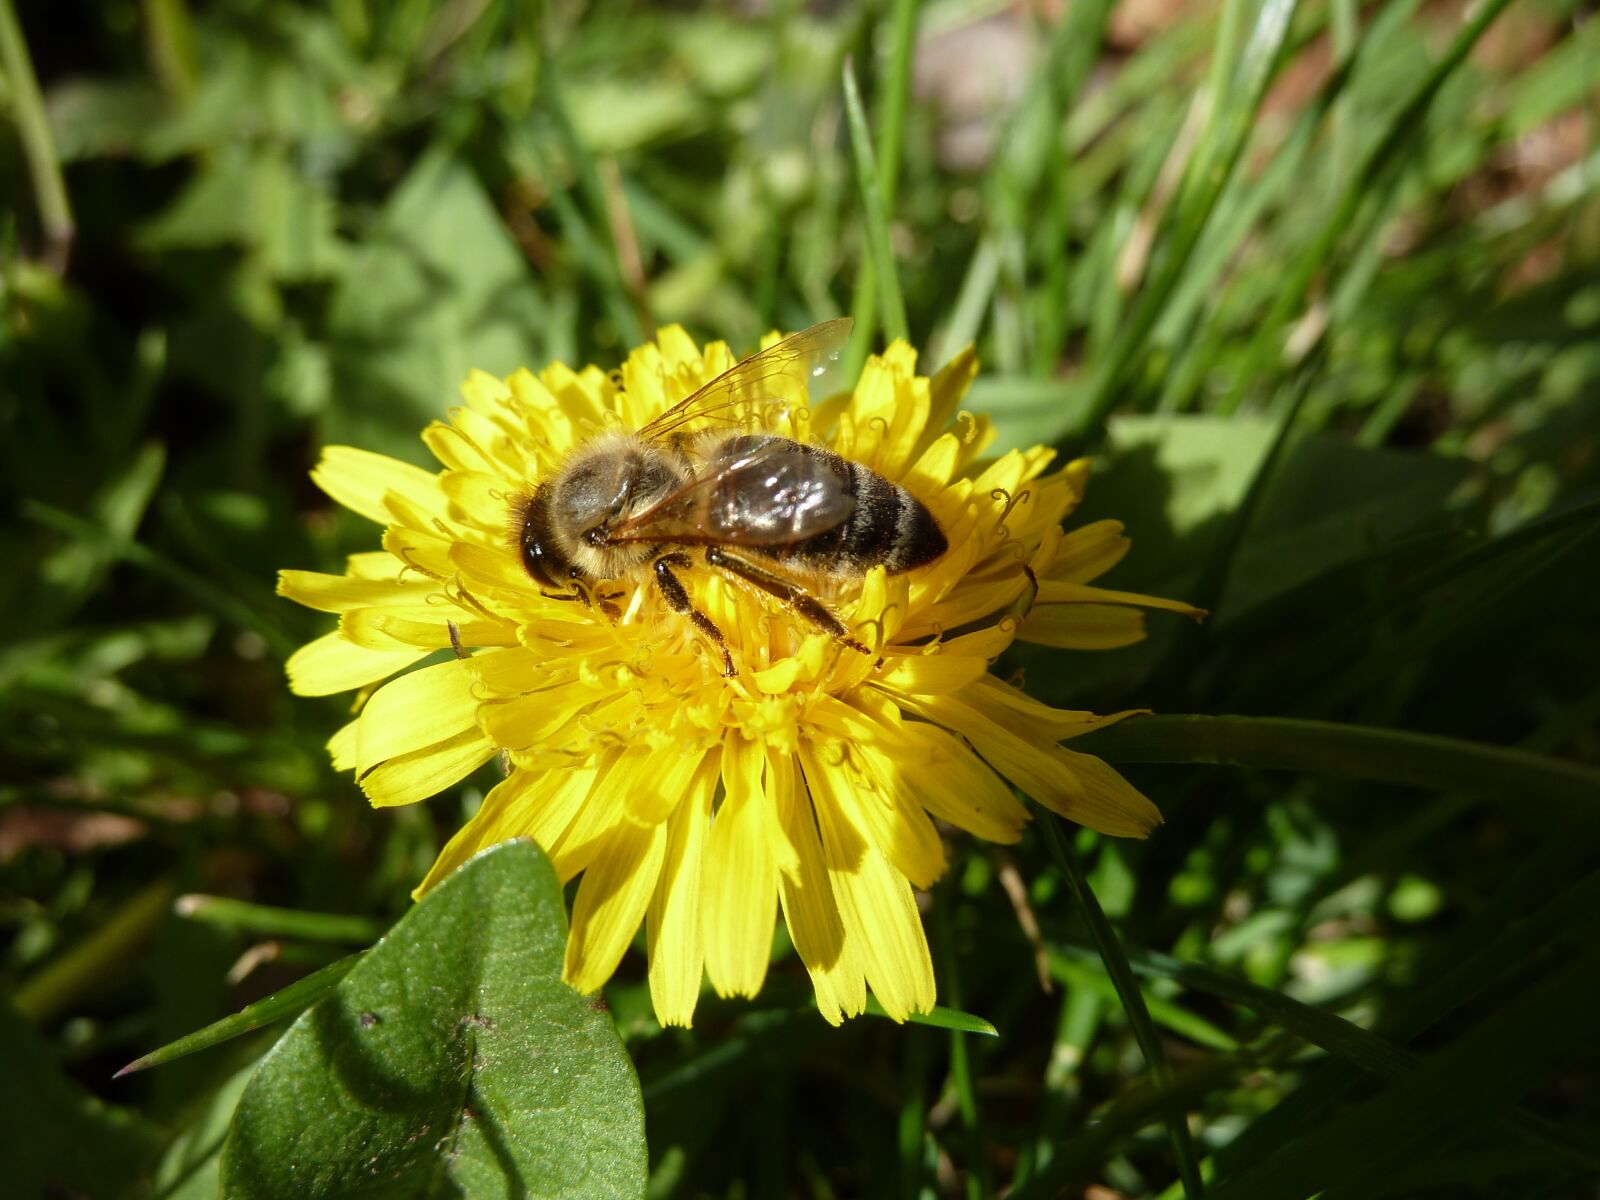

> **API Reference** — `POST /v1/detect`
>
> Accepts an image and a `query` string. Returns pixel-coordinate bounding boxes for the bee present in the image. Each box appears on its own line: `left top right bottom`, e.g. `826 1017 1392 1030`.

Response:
514 318 948 677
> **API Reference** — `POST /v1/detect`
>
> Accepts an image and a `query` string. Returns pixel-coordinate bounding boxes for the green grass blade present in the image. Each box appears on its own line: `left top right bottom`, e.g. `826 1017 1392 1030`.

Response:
114 953 363 1077
1070 0 1301 444
1224 0 1515 410
175 896 385 944
1048 955 1238 1052
844 0 920 380
933 894 990 1200
535 66 647 345
1078 714 1600 819
862 996 998 1037
0 0 74 269
22 501 296 660
842 57 909 354
1042 817 1205 1199
1204 941 1600 1200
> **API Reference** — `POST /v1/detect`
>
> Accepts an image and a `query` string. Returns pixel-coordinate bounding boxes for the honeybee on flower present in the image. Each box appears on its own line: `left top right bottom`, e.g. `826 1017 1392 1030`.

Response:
279 320 1199 1027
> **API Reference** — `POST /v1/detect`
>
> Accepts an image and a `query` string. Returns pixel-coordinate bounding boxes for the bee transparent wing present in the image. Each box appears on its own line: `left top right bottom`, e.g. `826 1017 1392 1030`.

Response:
636 318 853 444
608 442 855 547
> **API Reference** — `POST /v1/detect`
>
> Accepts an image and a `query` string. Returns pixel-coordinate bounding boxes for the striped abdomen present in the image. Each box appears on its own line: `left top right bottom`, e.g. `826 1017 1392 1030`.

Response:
716 435 947 576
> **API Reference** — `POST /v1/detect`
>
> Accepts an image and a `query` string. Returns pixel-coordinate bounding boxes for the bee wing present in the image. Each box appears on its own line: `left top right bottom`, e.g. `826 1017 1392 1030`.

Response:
636 318 853 443
608 442 855 547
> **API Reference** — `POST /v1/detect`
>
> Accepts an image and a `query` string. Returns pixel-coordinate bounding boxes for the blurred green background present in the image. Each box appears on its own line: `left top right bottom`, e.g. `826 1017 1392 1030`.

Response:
2 0 1598 1196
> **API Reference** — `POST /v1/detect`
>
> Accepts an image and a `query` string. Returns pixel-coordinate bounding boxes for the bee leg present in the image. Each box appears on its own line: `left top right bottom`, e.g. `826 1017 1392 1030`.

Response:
654 554 736 677
703 548 872 658
541 583 621 622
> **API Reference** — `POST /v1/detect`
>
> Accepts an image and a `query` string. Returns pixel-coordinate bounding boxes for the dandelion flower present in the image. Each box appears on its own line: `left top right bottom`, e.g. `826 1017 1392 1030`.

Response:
279 325 1199 1027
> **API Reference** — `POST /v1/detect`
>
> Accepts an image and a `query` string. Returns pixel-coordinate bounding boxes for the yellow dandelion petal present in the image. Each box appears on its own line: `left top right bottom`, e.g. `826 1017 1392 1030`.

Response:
1019 604 1149 649
1036 579 1206 618
647 753 720 1027
327 719 358 771
311 446 443 527
286 631 427 697
890 722 1030 844
702 737 779 999
360 728 498 809
279 321 1196 1026
800 742 936 1023
344 550 405 579
276 570 437 614
354 658 480 777
1046 518 1131 583
412 771 543 899
768 748 865 1026
565 817 668 997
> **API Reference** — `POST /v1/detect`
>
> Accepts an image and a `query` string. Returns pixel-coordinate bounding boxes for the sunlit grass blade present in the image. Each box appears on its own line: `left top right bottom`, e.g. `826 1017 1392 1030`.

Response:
1041 817 1204 1198
1224 0 1516 411
1070 0 1301 444
1080 714 1600 817
114 953 362 1078
1048 955 1238 1052
175 896 385 944
842 56 909 372
0 0 74 270
844 0 920 380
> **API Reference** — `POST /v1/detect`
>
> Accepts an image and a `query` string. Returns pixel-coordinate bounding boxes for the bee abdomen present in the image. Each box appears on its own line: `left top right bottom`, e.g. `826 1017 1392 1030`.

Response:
834 462 947 574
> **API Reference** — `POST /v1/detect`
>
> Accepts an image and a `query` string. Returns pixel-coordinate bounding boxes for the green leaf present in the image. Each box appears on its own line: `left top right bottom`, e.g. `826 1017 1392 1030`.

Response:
220 841 646 1199
324 148 549 464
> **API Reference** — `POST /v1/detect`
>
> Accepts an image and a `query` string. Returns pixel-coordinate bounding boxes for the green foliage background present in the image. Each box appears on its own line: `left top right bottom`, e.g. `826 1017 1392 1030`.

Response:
2 0 1598 1197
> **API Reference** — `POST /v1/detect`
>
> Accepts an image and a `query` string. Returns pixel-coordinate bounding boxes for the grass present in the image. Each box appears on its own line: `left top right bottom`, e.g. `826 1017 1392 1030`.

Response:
2 1 1598 1197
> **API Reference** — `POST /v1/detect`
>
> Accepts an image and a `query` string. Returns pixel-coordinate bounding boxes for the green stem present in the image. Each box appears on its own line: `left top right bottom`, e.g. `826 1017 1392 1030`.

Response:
12 880 174 1024
0 0 74 272
843 0 919 383
842 58 908 346
1077 715 1600 818
175 895 385 944
1041 818 1205 1198
933 894 990 1200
